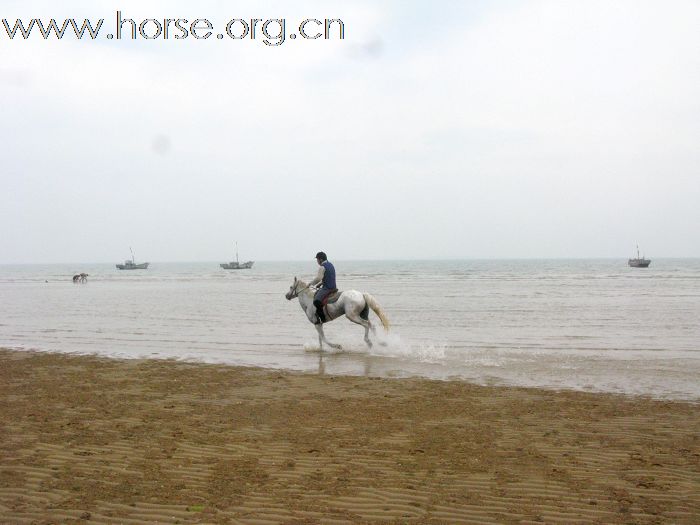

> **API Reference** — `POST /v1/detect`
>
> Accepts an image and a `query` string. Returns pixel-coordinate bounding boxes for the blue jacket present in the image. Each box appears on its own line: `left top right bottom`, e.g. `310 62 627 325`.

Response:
321 261 336 289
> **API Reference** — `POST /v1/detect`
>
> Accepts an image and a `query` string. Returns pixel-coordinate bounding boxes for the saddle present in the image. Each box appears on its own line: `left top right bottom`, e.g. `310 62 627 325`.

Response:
321 289 341 306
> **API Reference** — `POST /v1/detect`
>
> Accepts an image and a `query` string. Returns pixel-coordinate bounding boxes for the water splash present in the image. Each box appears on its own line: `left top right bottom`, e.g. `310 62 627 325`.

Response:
369 333 447 363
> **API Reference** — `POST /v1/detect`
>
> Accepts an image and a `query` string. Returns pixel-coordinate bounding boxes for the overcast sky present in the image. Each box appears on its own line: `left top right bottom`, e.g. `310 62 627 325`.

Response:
1 0 698 263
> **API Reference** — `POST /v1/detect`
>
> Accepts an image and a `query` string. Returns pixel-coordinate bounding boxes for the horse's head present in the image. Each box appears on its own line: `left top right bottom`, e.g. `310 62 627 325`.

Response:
285 277 306 300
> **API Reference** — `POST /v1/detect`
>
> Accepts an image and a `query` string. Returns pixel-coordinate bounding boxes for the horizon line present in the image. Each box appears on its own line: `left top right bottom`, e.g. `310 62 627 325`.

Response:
2 256 698 266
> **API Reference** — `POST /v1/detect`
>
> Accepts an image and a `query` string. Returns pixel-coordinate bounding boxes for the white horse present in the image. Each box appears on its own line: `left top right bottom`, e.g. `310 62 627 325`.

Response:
285 277 390 351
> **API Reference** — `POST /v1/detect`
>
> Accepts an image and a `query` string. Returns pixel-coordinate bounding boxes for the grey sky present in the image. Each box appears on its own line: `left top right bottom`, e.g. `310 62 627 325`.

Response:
1 0 698 263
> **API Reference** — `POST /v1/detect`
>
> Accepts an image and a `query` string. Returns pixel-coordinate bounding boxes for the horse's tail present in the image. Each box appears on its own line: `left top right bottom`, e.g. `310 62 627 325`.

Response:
363 293 390 332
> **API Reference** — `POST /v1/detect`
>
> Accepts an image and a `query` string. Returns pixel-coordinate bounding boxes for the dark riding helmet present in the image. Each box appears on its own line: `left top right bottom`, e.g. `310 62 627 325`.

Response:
315 251 327 261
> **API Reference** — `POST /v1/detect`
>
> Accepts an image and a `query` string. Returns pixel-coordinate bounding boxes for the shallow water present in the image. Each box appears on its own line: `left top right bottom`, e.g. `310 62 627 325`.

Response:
1 259 699 400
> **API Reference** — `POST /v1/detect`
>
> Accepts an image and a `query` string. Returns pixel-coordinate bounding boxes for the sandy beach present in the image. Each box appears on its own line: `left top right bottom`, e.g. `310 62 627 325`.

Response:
0 349 698 524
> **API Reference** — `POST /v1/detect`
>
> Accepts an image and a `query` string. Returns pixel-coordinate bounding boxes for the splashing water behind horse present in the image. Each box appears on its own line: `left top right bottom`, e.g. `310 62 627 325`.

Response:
285 277 390 351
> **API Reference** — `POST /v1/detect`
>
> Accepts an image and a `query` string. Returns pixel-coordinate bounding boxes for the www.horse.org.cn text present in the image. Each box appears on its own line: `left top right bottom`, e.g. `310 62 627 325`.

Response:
1 12 346 46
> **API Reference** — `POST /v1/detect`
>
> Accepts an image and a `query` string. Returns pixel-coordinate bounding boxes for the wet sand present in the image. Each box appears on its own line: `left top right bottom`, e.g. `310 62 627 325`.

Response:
0 349 698 524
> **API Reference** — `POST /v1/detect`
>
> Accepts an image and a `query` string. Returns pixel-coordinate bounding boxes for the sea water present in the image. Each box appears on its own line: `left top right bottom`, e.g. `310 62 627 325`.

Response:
1 259 698 400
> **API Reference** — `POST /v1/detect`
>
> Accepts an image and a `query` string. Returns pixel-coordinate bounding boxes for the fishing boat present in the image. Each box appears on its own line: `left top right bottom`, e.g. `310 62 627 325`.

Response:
221 242 254 270
116 248 150 270
628 245 651 268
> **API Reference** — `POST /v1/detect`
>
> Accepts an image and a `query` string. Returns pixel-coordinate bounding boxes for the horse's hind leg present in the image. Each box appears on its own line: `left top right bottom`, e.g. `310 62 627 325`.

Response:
359 302 386 346
365 320 387 346
346 312 373 348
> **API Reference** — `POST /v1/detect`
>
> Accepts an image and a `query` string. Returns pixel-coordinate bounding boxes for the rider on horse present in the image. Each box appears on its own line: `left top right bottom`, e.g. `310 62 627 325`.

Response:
309 251 337 324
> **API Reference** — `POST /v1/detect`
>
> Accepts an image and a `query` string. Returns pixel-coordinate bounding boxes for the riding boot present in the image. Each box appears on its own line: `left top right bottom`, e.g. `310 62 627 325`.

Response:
316 307 326 324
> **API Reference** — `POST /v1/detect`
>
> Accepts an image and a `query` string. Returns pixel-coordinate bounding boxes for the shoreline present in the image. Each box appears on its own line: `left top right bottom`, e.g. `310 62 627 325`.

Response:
1 348 698 523
4 344 699 403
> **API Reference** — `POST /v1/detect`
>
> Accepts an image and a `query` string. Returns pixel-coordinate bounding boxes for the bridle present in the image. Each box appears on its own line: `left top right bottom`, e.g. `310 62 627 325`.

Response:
288 281 311 299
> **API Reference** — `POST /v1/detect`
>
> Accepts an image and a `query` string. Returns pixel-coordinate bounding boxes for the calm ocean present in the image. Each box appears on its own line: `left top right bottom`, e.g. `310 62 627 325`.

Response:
1 259 698 400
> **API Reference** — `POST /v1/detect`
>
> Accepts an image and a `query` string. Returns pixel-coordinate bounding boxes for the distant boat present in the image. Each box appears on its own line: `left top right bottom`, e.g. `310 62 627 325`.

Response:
628 245 651 268
221 242 254 270
116 248 150 270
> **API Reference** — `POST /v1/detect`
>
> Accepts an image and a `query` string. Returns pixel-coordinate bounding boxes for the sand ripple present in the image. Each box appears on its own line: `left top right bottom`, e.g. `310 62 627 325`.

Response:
1 349 698 523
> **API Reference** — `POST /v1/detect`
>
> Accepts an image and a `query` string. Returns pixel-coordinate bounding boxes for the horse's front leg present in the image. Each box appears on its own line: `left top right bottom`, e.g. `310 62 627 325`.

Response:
314 323 324 351
314 323 342 351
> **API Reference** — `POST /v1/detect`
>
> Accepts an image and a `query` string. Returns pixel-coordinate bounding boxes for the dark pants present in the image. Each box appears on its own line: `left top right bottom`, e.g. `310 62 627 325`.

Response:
313 288 334 323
